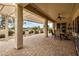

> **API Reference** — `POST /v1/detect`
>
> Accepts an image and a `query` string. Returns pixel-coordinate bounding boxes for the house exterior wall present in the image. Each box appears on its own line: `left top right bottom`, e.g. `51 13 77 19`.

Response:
72 5 79 37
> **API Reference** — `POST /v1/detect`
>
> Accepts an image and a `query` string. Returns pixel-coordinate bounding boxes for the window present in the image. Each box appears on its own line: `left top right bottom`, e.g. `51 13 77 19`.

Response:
74 16 79 33
0 16 5 30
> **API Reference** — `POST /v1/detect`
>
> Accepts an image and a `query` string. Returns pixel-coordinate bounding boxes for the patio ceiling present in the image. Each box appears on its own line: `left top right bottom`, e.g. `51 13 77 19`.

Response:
0 3 79 24
0 3 46 24
34 3 79 22
24 4 55 23
34 3 75 22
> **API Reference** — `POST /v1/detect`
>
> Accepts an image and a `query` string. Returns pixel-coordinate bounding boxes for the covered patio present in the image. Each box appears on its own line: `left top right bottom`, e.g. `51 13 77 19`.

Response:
0 3 79 56
0 33 76 56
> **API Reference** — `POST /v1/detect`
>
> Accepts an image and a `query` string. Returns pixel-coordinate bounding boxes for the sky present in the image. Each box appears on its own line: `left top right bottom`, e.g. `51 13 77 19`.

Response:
23 21 44 28
0 17 2 26
23 20 53 28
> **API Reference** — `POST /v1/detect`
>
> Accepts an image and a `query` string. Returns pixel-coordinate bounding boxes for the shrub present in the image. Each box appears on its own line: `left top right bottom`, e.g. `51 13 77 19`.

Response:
8 30 14 36
23 31 25 35
40 29 44 33
34 30 39 34
29 30 34 34
0 34 5 38
49 29 52 33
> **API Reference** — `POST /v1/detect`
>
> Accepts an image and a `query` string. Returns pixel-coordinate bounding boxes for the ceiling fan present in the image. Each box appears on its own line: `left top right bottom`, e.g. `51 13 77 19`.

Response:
56 13 66 20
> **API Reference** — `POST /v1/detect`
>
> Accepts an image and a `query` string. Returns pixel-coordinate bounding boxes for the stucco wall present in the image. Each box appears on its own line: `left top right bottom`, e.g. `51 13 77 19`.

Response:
72 8 79 36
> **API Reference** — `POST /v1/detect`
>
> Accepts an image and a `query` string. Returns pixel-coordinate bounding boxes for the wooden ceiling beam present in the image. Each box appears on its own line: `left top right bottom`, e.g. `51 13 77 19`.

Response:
0 5 4 12
0 4 15 7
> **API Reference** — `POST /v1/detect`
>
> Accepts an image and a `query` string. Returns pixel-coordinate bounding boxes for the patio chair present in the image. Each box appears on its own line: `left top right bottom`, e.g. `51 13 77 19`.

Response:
54 31 60 39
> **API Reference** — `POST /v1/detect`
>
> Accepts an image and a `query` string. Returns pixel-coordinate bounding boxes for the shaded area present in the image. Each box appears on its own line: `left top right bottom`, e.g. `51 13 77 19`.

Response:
0 34 76 56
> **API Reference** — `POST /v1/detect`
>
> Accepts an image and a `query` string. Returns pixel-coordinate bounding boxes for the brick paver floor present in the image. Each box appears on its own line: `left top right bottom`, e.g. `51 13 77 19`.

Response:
0 34 77 56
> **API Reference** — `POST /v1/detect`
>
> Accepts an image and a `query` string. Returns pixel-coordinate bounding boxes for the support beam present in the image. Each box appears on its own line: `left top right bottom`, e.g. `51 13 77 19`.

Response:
15 4 23 49
44 19 48 37
53 22 55 33
0 5 4 12
24 4 55 23
5 16 9 40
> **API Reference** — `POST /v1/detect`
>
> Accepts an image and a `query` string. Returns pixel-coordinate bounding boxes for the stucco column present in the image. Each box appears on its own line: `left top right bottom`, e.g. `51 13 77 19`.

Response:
53 22 54 33
44 19 48 37
15 4 23 49
53 22 56 33
5 16 9 40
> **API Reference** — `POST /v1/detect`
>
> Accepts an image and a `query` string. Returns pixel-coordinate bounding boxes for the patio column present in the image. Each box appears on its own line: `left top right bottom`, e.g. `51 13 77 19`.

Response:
5 16 9 40
44 19 48 37
15 4 23 49
54 22 57 33
53 22 55 33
